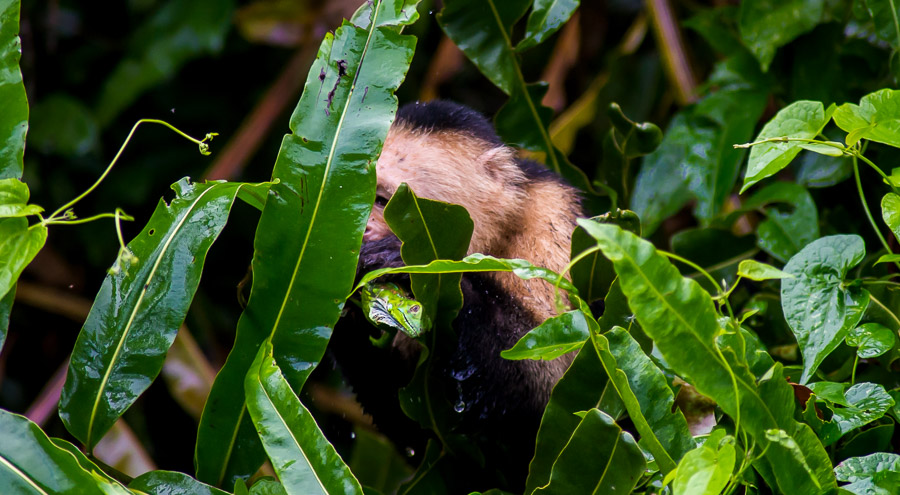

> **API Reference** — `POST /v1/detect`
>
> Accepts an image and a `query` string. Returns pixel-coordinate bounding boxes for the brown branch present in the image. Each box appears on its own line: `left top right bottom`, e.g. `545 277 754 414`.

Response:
645 0 698 105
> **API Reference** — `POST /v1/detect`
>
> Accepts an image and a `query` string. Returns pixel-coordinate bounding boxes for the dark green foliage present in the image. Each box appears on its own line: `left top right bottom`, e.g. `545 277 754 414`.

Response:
5 0 900 493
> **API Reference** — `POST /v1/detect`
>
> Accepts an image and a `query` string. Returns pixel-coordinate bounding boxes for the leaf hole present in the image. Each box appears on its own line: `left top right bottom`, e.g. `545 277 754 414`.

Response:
149 229 155 236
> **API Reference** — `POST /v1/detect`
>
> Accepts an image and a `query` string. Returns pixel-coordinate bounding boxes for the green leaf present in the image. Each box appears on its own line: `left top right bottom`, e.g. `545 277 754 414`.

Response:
633 81 767 233
382 183 472 433
501 310 589 360
95 0 236 126
834 89 900 147
516 0 580 51
835 453 900 483
249 478 289 495
28 94 99 157
350 0 420 28
195 7 417 486
578 220 836 493
859 0 900 49
602 327 695 473
130 471 230 495
384 183 472 325
570 209 640 303
673 432 736 495
524 339 608 494
533 409 645 494
0 178 42 218
438 0 592 192
809 382 895 443
743 182 819 263
738 260 793 280
0 409 130 494
738 0 826 71
781 235 869 384
0 218 47 301
0 0 28 180
798 142 844 156
847 323 896 358
0 283 12 352
796 151 852 188
876 254 900 264
883 192 900 243
59 179 251 450
355 253 575 294
245 339 363 495
437 0 529 95
740 101 835 193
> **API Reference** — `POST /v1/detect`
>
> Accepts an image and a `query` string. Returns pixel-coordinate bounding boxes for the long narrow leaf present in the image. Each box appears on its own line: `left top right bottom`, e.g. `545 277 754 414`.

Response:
533 408 645 494
579 220 836 494
0 409 130 494
195 1 418 486
524 340 607 494
245 340 363 495
0 0 28 179
59 179 257 449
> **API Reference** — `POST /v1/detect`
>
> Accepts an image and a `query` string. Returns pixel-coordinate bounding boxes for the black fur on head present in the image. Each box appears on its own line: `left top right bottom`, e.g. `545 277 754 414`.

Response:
396 100 504 146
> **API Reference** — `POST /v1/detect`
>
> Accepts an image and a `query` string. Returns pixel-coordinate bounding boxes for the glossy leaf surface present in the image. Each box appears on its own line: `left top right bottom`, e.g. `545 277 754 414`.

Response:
245 340 363 495
0 284 12 351
673 431 735 495
196 6 417 485
741 101 834 193
0 218 47 302
739 0 825 71
633 76 766 233
501 310 589 360
438 0 591 192
835 453 900 483
355 253 576 294
525 338 607 494
517 0 580 51
602 326 694 473
436 0 529 94
833 89 900 147
570 209 640 303
809 382 895 444
0 409 129 494
59 179 250 450
382 183 471 433
847 323 895 358
781 235 869 384
0 0 27 179
883 192 900 243
533 409 645 494
738 260 792 281
579 220 836 493
0 178 42 218
743 181 819 263
130 471 229 495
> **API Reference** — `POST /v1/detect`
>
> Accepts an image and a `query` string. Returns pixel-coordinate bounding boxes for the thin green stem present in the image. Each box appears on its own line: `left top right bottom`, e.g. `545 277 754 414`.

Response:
733 137 848 152
42 211 134 226
660 251 736 320
43 119 216 225
869 293 900 329
854 152 899 194
852 156 900 271
851 354 859 386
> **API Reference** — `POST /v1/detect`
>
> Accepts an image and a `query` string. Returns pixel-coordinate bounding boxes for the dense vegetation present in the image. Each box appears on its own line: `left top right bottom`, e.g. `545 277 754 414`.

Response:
2 0 900 494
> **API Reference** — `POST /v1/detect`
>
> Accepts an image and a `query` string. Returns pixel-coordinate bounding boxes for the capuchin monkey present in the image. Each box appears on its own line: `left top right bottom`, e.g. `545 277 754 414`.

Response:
329 100 583 490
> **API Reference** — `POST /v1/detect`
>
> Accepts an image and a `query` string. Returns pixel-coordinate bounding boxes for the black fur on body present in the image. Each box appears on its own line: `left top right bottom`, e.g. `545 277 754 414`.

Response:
329 101 583 490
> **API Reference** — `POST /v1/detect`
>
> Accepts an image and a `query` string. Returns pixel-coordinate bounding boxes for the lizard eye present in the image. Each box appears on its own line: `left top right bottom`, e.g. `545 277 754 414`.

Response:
375 194 389 207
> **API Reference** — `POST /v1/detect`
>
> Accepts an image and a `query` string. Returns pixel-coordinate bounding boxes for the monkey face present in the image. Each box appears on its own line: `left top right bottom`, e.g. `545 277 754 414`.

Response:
362 122 527 256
